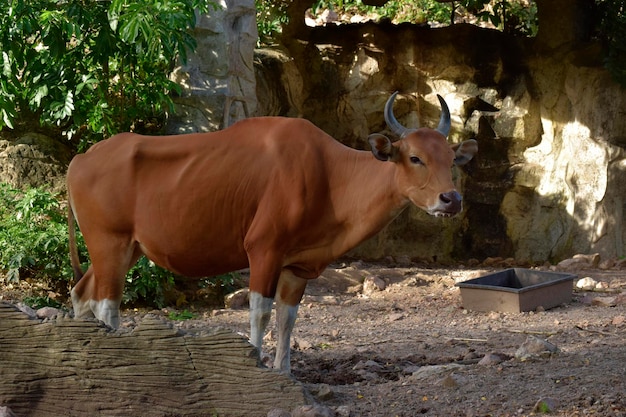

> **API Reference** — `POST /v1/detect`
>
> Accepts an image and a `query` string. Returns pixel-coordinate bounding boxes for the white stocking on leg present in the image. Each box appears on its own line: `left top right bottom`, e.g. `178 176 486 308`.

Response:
249 291 274 362
274 300 299 373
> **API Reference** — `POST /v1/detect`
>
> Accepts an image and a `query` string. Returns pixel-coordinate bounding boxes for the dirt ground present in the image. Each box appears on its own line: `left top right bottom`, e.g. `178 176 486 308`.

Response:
2 261 625 417
164 262 626 417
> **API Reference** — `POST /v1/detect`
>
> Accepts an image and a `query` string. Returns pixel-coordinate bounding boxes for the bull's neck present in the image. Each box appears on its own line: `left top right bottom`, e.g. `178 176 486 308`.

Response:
330 149 410 250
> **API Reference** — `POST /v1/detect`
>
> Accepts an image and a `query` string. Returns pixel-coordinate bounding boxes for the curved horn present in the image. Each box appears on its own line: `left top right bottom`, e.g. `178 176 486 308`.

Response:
384 91 413 137
436 94 451 137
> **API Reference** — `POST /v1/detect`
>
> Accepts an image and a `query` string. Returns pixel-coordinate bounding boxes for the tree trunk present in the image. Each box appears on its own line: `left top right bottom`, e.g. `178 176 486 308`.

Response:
535 0 595 49
0 302 308 417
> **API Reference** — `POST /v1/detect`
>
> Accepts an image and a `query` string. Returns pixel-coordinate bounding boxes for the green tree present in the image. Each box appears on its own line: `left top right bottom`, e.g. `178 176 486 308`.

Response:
0 0 216 149
256 0 623 86
597 0 626 87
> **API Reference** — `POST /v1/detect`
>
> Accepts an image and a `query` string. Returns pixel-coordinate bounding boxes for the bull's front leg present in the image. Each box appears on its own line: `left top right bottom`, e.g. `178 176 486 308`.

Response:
274 300 300 372
274 270 308 373
249 291 273 357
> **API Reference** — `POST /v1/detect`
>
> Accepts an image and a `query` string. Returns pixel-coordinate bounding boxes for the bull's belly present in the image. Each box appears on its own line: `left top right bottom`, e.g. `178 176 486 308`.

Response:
138 241 249 278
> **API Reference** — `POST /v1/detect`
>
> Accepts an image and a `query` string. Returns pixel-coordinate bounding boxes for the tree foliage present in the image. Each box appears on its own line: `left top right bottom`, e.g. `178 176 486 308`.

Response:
596 0 626 87
255 0 539 45
0 185 71 285
0 0 216 149
256 0 624 87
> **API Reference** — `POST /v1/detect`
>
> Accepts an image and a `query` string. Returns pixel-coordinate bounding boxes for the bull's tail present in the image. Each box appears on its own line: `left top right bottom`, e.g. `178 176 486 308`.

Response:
68 201 84 284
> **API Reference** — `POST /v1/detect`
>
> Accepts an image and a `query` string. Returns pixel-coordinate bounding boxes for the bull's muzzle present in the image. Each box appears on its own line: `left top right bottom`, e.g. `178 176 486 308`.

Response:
431 191 463 217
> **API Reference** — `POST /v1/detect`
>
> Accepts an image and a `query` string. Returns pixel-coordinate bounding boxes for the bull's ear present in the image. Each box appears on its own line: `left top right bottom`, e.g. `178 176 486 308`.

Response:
368 134 399 162
452 139 477 166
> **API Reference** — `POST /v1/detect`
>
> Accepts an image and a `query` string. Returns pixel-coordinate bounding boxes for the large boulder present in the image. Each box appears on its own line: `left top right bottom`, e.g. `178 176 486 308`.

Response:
0 133 73 192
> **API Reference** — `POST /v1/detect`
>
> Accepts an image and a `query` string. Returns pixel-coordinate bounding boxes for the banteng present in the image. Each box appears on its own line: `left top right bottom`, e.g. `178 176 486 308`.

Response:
68 92 477 372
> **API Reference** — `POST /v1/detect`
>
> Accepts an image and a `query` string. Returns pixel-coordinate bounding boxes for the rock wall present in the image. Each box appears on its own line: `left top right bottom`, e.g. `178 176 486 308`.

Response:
254 22 626 263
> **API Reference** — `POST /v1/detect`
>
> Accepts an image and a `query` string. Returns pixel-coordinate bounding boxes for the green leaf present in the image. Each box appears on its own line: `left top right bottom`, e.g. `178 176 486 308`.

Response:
1 52 10 77
31 85 49 107
1 108 15 130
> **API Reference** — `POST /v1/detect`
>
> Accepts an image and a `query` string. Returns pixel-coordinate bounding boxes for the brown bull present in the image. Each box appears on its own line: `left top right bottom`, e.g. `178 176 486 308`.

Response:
68 92 477 372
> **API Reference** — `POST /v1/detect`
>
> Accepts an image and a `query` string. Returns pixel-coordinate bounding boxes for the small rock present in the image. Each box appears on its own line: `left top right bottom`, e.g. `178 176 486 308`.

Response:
334 405 351 417
362 276 386 294
395 255 412 266
515 336 558 361
353 359 383 372
267 409 291 417
592 296 617 307
224 288 249 309
573 253 601 267
15 303 36 318
579 294 594 305
36 306 60 319
598 258 615 270
292 404 334 417
612 315 625 326
346 284 363 294
533 397 559 413
463 351 481 361
292 337 314 350
483 256 504 267
595 281 609 291
557 258 587 270
467 258 481 267
308 295 341 305
478 352 510 366
410 363 464 380
487 311 501 320
388 312 405 322
437 373 459 388
349 260 366 269
312 383 334 401
576 277 598 291
558 254 600 270
319 8 338 24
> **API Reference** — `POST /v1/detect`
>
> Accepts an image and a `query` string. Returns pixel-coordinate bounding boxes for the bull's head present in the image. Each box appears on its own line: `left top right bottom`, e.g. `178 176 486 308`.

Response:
369 92 477 217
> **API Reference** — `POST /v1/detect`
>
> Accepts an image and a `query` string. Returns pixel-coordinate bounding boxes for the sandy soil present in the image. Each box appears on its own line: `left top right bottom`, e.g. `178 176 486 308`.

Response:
2 262 625 417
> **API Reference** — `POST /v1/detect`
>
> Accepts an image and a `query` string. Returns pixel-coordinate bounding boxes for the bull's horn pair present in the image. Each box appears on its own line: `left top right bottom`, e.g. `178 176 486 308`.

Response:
384 91 451 137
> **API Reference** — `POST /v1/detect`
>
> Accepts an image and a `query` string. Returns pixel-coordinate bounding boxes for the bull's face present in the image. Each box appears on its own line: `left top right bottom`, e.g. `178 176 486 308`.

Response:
369 93 477 217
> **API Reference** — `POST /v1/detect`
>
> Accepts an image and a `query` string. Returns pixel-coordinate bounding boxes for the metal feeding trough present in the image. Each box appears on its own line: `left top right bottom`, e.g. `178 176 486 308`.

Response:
456 268 576 313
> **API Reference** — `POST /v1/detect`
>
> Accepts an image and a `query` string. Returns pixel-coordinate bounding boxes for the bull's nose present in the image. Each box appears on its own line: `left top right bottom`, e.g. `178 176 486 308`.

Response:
439 191 462 214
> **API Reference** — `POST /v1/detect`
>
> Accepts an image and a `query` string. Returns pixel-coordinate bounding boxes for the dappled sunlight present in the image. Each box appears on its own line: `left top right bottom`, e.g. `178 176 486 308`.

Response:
521 117 609 245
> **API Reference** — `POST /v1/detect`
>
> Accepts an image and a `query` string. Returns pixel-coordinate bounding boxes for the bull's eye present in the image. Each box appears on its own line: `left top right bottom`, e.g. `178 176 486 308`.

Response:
409 156 422 165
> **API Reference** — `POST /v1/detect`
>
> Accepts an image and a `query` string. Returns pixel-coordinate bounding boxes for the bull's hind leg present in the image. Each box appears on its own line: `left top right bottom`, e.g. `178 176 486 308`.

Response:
71 239 142 328
72 270 122 327
71 266 97 319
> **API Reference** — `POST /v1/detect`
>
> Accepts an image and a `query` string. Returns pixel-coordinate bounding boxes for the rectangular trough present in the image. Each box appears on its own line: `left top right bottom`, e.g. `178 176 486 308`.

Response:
456 268 576 313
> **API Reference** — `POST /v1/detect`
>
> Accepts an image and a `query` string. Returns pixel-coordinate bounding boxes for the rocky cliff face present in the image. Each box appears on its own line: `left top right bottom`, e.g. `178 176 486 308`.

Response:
254 22 626 263
4 7 624 265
